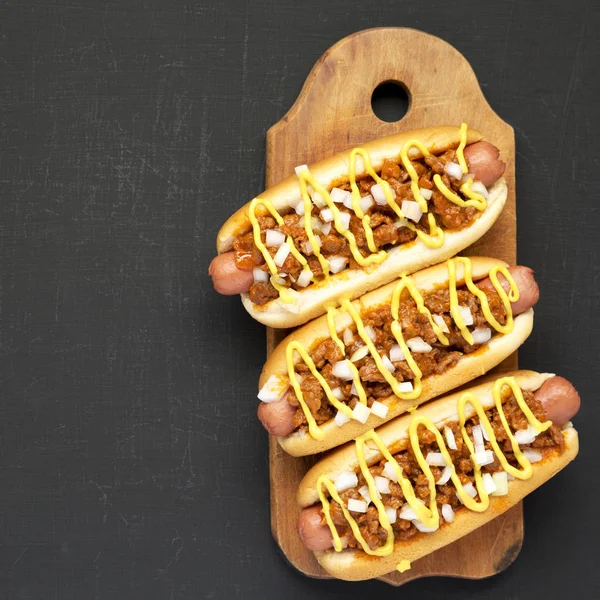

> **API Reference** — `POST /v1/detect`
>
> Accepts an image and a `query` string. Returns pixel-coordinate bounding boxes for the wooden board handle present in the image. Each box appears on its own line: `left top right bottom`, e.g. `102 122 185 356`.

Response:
268 27 512 177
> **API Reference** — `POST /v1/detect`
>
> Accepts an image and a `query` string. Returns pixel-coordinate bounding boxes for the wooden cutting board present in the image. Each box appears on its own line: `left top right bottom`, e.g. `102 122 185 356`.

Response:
264 27 520 586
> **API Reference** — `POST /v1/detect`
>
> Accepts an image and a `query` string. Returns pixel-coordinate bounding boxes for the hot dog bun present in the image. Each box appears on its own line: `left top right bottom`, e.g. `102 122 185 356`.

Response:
260 257 533 456
297 371 579 581
216 126 507 328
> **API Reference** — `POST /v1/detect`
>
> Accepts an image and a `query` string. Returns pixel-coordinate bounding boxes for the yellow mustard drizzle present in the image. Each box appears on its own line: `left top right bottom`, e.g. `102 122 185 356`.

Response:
396 560 411 573
447 257 519 345
432 174 487 211
248 198 309 303
248 123 491 301
317 376 552 556
286 257 519 439
456 122 469 173
455 122 492 207
326 303 346 354
298 171 385 268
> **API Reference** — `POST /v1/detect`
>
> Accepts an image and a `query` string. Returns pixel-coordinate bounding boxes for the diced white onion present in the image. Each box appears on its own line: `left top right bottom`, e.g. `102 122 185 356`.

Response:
436 465 452 486
370 401 389 419
257 376 287 403
382 355 396 373
311 191 326 208
332 360 354 381
389 344 403 362
331 387 344 401
270 275 286 286
330 187 352 205
491 472 509 496
338 212 351 231
302 236 321 256
460 172 474 185
385 507 397 524
399 505 418 521
426 452 447 467
383 461 399 482
522 448 543 463
375 476 390 495
273 242 291 267
295 164 309 177
433 314 449 333
514 424 538 445
352 403 371 424
475 450 495 467
419 187 433 200
462 482 478 499
364 325 376 341
472 425 484 450
401 200 423 223
321 222 331 234
414 520 439 533
470 180 489 199
342 193 354 210
334 410 351 427
347 498 367 513
350 345 369 362
310 217 323 232
457 305 474 326
295 200 305 216
350 383 358 396
406 336 432 353
445 161 463 180
253 267 269 282
358 485 372 504
481 424 490 442
265 229 286 247
393 218 409 228
482 472 497 495
320 208 334 223
343 328 353 345
328 255 347 274
334 471 358 492
398 381 414 393
471 327 492 345
296 269 313 288
360 194 374 213
442 503 455 523
371 183 388 205
444 426 457 451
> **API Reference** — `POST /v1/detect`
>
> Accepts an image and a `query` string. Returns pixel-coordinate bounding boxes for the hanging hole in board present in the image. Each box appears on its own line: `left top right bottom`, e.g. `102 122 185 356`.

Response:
371 81 410 123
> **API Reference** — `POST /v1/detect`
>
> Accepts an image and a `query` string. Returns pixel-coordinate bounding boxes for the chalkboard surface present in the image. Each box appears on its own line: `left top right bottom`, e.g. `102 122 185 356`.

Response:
0 1 598 599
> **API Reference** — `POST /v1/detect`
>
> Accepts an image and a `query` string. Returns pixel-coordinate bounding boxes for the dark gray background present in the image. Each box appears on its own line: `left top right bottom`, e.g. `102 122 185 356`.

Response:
1 1 598 598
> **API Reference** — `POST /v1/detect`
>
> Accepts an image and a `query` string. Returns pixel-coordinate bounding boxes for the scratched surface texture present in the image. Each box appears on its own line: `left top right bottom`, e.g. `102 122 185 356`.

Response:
0 1 598 599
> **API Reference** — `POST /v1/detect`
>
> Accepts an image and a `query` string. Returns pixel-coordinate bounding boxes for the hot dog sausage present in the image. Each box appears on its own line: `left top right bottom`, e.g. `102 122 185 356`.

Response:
476 266 539 316
297 505 334 551
533 376 580 426
258 265 539 437
208 252 254 296
464 141 506 188
257 390 297 437
296 375 581 551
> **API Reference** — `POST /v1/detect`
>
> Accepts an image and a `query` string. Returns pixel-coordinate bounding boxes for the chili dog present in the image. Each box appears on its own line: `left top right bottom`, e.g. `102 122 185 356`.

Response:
296 371 580 581
257 257 538 456
210 124 508 328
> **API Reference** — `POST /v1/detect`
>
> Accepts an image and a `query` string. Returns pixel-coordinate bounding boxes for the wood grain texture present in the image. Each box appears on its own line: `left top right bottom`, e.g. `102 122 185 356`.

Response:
265 27 520 585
